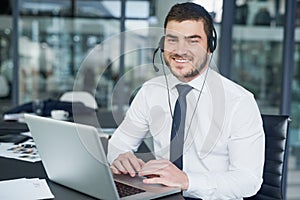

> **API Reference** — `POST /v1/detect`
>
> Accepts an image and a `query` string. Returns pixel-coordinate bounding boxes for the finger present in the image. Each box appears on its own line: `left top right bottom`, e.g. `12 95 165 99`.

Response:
139 166 163 177
121 153 144 176
143 159 171 168
110 165 121 174
112 160 128 174
138 158 146 167
119 159 137 177
129 157 145 173
139 160 169 176
143 177 163 185
112 152 143 177
143 176 181 189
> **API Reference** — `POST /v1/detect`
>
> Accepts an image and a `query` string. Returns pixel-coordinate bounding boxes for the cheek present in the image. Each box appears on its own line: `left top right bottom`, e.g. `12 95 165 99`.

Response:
163 52 172 63
197 46 209 56
163 50 172 57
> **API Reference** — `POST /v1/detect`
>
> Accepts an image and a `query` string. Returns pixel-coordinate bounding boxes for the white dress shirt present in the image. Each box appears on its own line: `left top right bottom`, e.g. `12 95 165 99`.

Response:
107 68 265 200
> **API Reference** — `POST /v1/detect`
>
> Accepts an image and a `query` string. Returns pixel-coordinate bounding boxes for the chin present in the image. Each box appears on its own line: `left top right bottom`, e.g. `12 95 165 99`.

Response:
172 72 189 81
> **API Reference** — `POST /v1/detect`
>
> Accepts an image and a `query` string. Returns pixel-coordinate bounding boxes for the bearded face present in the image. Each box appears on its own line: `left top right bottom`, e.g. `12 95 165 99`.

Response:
163 20 210 83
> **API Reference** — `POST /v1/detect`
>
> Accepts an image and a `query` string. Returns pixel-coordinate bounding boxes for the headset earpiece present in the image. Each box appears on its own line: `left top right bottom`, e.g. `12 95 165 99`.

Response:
209 27 217 53
152 36 165 72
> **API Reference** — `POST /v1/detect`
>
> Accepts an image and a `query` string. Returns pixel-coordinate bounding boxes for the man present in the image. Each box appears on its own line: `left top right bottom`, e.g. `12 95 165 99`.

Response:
107 2 265 199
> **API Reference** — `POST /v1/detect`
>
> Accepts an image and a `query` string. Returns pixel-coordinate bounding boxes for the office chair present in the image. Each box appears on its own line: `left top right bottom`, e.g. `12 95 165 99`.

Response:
246 114 291 200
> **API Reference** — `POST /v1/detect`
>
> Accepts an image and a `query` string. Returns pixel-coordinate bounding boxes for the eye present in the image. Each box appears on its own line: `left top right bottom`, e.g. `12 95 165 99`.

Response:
187 38 200 45
167 38 178 44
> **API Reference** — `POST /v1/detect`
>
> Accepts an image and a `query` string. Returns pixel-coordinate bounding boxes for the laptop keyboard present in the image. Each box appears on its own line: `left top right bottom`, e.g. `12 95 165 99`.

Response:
115 181 146 198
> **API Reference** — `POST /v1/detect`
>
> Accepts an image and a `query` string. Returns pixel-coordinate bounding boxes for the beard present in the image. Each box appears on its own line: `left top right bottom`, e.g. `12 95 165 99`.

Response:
184 54 208 78
165 53 209 80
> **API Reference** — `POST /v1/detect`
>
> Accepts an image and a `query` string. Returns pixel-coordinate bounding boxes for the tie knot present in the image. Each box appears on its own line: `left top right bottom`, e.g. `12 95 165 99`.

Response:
176 84 193 97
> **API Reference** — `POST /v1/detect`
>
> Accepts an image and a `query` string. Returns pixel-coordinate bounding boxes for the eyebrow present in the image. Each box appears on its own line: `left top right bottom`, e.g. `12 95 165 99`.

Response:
165 34 202 40
185 35 202 40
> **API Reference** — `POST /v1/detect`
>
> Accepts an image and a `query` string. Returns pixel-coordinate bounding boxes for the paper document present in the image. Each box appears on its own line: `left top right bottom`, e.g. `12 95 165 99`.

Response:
0 138 41 162
0 178 54 200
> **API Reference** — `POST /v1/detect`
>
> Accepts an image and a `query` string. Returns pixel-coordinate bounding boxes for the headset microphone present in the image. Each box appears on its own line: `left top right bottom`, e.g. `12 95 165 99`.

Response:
152 47 160 72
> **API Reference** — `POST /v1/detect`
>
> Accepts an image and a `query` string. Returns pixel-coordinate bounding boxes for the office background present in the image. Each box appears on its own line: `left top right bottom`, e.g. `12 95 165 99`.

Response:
0 0 299 199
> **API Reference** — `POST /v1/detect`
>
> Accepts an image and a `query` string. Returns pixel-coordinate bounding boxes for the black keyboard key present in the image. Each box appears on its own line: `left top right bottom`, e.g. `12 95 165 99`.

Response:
115 181 146 198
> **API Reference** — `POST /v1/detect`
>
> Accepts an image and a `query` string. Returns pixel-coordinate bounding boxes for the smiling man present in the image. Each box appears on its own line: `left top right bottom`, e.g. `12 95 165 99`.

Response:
107 2 265 199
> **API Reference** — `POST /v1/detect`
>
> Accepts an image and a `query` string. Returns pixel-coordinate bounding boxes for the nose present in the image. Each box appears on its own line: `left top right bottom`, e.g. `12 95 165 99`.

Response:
175 40 188 55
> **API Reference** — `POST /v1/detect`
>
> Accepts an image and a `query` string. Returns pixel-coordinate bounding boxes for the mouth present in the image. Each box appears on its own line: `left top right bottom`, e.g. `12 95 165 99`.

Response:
173 56 191 64
175 58 189 63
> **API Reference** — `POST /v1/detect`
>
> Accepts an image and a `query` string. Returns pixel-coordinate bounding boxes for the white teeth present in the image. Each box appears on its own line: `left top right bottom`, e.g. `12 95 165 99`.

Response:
175 59 188 63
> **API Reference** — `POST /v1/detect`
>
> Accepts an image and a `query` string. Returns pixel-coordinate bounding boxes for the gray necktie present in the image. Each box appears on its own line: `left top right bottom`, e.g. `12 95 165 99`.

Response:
170 84 193 170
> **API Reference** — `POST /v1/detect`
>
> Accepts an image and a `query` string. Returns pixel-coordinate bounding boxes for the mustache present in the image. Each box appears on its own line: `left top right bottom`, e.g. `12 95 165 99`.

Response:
171 54 192 60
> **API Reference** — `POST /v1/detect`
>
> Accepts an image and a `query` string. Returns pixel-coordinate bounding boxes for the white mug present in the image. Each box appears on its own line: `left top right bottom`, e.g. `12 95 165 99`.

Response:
51 110 69 120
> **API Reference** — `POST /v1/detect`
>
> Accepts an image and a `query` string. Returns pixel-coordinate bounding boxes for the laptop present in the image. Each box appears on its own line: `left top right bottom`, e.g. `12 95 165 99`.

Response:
24 114 180 200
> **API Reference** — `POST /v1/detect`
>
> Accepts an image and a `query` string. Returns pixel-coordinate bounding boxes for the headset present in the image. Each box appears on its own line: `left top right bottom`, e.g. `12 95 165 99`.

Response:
152 36 165 72
152 27 217 72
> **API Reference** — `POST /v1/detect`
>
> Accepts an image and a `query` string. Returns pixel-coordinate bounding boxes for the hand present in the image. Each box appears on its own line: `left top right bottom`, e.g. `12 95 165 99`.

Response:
138 159 189 191
110 151 145 177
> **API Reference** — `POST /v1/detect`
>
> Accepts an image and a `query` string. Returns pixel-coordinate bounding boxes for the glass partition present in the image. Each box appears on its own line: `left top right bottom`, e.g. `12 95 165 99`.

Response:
0 0 157 119
232 0 285 114
18 16 120 105
0 15 12 115
14 0 152 117
232 26 283 114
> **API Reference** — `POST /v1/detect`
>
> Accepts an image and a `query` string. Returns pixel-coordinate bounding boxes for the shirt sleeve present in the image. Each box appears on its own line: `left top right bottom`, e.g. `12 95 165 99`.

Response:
184 94 265 199
107 87 149 164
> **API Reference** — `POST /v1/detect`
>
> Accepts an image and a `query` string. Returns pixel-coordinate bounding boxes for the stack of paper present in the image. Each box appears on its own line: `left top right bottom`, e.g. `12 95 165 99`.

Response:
0 178 54 199
0 139 41 162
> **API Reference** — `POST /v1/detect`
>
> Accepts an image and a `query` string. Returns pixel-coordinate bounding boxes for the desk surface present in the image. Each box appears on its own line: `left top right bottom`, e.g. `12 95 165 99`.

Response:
0 154 183 200
0 120 183 200
0 157 103 200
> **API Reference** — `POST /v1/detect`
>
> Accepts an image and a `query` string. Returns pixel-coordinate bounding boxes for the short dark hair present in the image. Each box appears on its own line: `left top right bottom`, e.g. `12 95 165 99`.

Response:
164 2 214 45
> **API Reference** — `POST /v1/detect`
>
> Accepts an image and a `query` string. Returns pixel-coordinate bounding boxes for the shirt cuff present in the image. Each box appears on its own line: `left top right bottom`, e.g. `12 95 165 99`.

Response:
184 172 216 198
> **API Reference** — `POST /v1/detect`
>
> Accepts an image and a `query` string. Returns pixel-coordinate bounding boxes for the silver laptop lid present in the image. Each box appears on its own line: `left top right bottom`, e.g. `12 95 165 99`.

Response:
24 114 119 199
24 114 180 200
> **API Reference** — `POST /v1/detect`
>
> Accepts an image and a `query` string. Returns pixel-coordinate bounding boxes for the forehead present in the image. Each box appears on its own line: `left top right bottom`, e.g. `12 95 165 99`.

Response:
165 20 206 38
